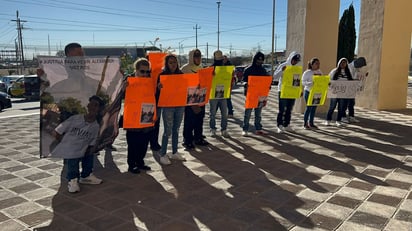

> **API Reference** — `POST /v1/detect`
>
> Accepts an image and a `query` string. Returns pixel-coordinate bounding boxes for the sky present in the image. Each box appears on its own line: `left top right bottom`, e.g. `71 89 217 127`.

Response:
0 0 360 59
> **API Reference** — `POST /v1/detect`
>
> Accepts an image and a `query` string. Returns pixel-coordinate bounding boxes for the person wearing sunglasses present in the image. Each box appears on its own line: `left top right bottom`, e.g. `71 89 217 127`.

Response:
124 58 154 174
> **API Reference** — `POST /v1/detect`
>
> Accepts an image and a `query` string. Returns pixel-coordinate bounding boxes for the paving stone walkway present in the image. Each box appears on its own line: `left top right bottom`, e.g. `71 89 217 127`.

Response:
0 86 411 231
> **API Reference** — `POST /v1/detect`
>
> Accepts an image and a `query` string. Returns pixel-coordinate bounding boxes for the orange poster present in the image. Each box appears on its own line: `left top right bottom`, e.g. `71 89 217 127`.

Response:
123 78 156 128
148 52 167 90
244 76 272 109
197 67 214 105
158 73 199 107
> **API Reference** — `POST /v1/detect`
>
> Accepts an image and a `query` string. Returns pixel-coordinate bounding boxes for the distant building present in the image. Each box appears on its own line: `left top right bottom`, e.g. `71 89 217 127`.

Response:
82 46 161 59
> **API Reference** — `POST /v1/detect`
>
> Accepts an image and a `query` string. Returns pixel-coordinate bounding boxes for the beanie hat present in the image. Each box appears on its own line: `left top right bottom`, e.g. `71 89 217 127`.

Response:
213 50 223 61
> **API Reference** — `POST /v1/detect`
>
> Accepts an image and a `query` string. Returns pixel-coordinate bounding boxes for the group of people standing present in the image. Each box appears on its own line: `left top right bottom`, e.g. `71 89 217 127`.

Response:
49 43 367 193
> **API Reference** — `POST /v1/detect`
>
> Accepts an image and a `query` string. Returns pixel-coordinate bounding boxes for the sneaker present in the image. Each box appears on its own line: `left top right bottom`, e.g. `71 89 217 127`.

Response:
128 166 141 174
255 130 268 135
309 124 318 129
159 155 171 165
169 152 186 161
336 121 342 127
194 139 209 146
284 126 294 132
341 117 350 123
349 116 359 123
210 129 217 136
221 130 230 137
277 125 285 133
303 124 311 130
79 173 102 185
68 179 80 193
323 120 331 126
241 131 248 137
138 165 151 171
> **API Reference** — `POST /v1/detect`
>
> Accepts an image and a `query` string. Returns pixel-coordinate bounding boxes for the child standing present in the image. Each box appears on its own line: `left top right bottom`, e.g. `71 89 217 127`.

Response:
301 58 322 129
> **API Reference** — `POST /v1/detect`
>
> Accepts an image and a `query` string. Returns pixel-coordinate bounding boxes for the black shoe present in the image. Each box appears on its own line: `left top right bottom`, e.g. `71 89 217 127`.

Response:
183 142 195 149
194 139 209 146
150 144 161 151
138 165 151 171
201 135 206 139
128 167 140 174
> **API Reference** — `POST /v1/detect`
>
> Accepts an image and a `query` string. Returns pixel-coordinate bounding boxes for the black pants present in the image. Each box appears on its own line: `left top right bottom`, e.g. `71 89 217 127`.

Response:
126 130 151 169
149 117 160 147
183 105 205 144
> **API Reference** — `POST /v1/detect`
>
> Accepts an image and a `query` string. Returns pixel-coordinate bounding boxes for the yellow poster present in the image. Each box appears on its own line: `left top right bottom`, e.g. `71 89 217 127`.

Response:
209 66 234 99
280 65 303 99
307 75 330 106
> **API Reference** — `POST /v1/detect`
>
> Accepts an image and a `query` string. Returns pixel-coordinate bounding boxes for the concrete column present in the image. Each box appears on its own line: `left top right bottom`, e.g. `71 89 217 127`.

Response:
357 0 412 110
287 0 340 113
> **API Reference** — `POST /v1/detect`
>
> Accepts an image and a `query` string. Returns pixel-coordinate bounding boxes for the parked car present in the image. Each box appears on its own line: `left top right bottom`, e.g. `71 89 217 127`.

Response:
0 80 6 93
0 75 23 94
233 65 246 83
0 91 12 111
10 75 40 100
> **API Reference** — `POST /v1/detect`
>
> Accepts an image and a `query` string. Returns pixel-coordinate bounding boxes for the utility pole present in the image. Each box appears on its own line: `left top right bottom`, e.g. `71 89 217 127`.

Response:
193 24 201 48
206 42 209 64
216 1 221 50
270 0 276 76
12 11 26 74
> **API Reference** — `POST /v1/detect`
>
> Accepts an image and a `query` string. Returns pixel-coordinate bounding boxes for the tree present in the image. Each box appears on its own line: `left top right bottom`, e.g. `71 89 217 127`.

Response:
337 4 356 63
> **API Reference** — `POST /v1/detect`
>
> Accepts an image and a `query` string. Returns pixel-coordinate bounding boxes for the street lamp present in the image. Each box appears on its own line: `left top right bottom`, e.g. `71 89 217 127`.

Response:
217 1 221 50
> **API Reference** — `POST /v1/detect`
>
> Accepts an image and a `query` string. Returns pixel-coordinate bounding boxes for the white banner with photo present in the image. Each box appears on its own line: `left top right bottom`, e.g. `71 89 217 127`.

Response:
39 56 124 158
327 80 363 99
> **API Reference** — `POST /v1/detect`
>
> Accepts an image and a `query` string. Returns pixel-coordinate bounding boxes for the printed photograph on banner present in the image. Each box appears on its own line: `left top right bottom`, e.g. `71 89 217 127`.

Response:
197 88 206 104
312 93 321 105
215 84 225 98
140 103 155 124
187 87 199 104
38 56 123 158
258 96 267 108
292 74 301 86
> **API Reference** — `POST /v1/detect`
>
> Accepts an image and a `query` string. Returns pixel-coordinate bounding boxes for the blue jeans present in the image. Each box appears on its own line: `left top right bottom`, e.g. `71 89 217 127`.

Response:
209 99 228 131
227 97 234 115
65 154 94 180
303 90 317 126
161 107 184 156
326 98 339 121
277 92 295 127
242 107 263 131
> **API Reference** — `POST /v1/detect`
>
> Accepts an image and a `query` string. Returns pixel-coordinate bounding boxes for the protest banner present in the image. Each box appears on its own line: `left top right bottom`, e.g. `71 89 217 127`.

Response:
307 75 330 106
158 73 198 107
245 76 272 108
280 65 303 99
39 56 124 157
197 67 214 106
327 80 362 99
148 52 167 90
209 66 233 99
123 78 156 128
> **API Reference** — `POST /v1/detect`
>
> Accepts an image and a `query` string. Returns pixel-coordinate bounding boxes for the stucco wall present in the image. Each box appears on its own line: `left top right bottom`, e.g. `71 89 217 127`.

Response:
357 0 412 110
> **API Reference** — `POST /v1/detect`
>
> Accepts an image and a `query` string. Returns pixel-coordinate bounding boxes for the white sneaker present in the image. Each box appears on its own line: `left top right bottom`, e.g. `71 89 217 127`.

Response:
341 117 350 123
323 120 331 126
241 131 248 137
277 125 285 133
336 121 342 127
79 173 102 185
68 179 80 193
169 152 186 161
284 126 294 132
349 116 359 123
210 129 217 136
159 155 171 165
221 130 230 137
